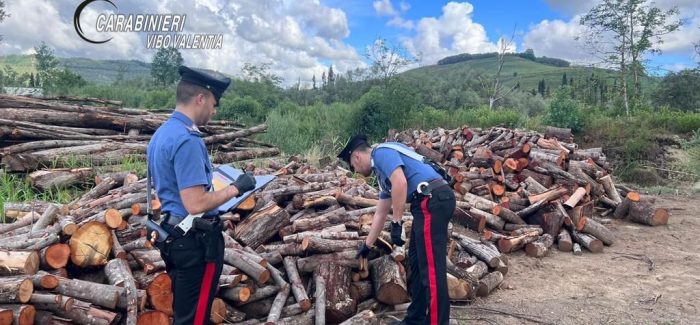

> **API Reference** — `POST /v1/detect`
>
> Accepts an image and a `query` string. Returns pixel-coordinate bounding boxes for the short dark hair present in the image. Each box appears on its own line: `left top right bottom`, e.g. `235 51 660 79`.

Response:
354 142 371 153
176 80 213 104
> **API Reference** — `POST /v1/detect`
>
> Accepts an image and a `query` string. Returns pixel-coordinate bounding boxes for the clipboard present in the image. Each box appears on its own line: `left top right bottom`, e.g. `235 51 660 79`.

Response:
212 165 276 213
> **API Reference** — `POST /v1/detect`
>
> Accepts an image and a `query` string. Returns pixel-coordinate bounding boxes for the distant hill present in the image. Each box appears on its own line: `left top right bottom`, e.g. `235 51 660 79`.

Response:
0 54 151 84
400 55 656 95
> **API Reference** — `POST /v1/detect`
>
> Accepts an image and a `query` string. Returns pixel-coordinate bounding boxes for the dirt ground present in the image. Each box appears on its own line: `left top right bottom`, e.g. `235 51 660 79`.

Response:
447 195 700 325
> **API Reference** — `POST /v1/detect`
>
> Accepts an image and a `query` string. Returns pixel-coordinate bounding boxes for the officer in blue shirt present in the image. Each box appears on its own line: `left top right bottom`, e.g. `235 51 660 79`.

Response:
147 66 256 325
338 135 455 325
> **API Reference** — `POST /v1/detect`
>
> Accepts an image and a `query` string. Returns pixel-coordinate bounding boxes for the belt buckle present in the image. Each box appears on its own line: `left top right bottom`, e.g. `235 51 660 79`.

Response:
417 181 432 198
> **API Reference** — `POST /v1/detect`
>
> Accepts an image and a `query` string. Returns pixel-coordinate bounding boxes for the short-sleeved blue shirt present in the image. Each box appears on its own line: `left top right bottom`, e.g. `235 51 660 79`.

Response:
371 142 441 201
147 111 214 218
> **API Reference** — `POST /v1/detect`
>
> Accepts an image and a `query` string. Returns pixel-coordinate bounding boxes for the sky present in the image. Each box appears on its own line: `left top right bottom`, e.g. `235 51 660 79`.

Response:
0 0 698 85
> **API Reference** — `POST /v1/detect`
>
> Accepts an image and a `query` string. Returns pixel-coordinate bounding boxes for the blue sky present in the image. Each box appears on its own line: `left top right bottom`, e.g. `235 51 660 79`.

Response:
0 0 697 82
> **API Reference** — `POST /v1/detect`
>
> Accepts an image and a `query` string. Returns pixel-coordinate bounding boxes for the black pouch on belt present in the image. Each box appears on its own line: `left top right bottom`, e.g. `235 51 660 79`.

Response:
194 218 224 262
146 217 172 252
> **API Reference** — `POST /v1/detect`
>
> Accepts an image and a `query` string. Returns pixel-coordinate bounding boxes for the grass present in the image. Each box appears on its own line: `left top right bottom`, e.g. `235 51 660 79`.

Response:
0 155 147 222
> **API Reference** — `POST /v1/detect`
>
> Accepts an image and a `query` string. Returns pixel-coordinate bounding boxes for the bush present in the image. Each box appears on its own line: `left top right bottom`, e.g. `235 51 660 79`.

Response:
543 87 584 132
218 96 265 123
653 69 700 112
502 90 546 117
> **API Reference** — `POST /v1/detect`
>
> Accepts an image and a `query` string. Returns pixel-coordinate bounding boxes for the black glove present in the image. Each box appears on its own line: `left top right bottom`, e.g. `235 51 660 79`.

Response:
390 221 405 246
356 242 371 259
231 172 256 196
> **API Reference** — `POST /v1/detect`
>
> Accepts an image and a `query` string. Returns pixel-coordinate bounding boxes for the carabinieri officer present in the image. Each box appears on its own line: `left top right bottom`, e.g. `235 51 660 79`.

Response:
147 66 256 325
338 135 455 325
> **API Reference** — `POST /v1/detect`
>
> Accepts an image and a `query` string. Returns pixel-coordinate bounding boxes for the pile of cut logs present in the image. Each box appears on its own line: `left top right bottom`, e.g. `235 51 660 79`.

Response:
0 95 280 182
0 155 510 325
387 125 670 256
0 124 670 325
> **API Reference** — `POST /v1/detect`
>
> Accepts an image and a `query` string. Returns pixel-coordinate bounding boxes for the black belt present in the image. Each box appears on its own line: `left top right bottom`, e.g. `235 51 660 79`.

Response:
162 211 219 227
412 178 449 200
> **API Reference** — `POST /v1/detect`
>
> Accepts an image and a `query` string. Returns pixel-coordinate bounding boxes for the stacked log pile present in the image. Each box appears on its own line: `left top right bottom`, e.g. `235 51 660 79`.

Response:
387 125 670 257
0 95 280 179
0 124 672 324
0 156 503 324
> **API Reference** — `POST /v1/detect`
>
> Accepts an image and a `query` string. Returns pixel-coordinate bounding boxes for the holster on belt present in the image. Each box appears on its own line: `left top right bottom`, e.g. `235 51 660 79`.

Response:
194 218 224 262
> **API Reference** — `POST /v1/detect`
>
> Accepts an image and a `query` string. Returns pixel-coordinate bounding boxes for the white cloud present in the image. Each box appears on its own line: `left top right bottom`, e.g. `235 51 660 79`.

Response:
662 62 692 72
401 2 503 64
0 0 363 86
373 0 414 30
521 17 593 64
373 0 396 17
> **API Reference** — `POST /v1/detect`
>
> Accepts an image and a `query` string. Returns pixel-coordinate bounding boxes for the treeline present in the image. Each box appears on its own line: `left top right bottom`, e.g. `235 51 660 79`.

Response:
437 49 570 67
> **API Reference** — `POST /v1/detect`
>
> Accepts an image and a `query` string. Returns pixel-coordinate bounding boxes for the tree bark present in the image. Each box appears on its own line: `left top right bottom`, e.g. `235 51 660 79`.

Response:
283 257 312 311
0 277 33 303
54 277 121 310
316 263 355 323
476 271 504 297
234 203 290 249
627 199 669 226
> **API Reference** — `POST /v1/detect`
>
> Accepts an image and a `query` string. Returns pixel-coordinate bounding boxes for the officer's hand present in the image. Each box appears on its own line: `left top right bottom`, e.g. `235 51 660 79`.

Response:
356 242 371 259
390 221 405 246
149 231 158 245
231 172 256 196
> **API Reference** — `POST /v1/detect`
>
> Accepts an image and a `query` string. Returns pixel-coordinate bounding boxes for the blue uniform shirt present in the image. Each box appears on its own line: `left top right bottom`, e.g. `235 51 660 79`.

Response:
147 111 214 218
371 142 441 201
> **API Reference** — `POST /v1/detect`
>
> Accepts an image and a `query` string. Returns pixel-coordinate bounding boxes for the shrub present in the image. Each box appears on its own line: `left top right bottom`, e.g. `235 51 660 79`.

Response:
543 87 584 132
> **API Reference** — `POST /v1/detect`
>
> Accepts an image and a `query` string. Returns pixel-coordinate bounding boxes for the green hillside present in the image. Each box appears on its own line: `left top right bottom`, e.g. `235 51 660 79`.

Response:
0 54 151 84
401 56 656 95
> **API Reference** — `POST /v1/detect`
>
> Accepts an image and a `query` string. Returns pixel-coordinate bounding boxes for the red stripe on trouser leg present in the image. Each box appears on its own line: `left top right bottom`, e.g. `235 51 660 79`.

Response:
420 197 438 325
194 262 216 325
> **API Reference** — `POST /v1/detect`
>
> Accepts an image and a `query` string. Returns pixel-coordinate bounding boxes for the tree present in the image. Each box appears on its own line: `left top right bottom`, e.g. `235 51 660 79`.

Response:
241 62 282 86
312 74 317 90
34 42 58 88
562 73 568 86
321 71 326 88
0 0 8 43
327 65 335 87
580 0 680 115
538 79 546 96
365 37 414 87
653 69 700 111
483 28 518 110
151 47 183 86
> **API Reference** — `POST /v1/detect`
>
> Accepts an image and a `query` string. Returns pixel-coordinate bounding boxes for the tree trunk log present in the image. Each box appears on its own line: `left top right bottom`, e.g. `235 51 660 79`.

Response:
0 277 33 303
627 199 669 226
137 310 169 325
571 231 603 253
314 272 326 325
283 257 312 311
0 250 39 276
316 263 355 323
476 271 503 297
39 244 70 270
0 304 34 325
580 217 615 245
144 272 172 316
234 203 290 249
370 255 409 305
54 277 120 310
525 234 554 257
69 221 112 267
557 229 573 252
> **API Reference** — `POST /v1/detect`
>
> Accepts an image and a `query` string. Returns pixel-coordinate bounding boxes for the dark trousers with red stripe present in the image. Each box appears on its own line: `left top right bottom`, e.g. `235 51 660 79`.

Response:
405 186 455 325
161 229 224 325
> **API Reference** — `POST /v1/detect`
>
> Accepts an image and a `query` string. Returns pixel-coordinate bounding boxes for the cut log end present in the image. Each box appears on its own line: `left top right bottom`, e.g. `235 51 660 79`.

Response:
137 310 169 325
652 208 670 226
69 221 112 267
104 208 123 229
147 273 173 316
42 244 70 269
